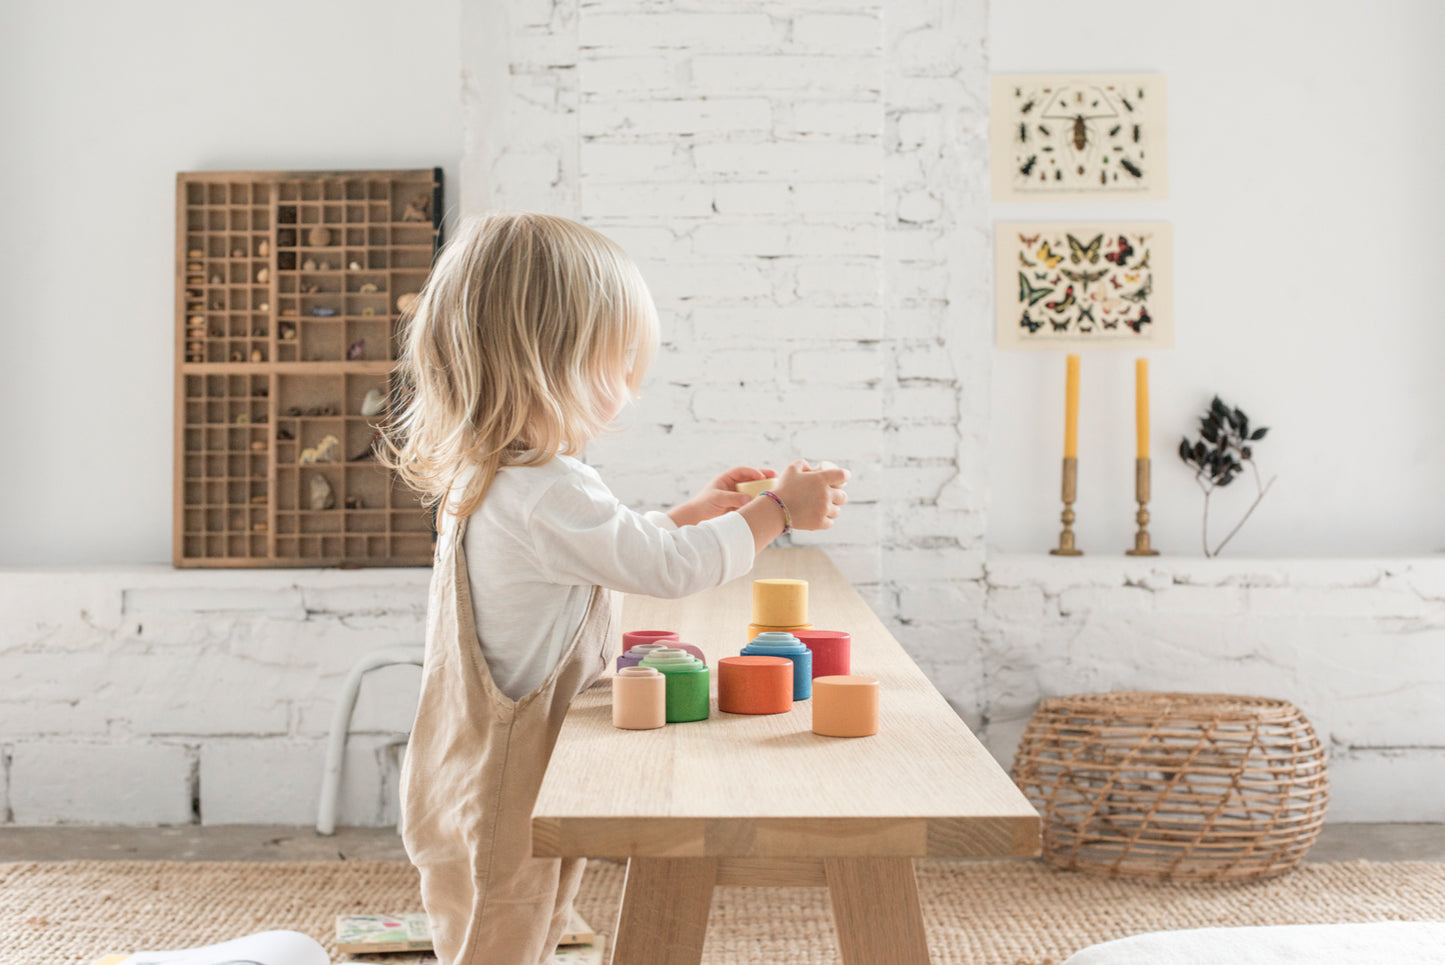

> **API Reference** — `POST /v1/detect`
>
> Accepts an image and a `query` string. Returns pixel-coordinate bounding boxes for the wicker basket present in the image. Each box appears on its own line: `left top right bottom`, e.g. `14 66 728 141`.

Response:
1012 692 1328 881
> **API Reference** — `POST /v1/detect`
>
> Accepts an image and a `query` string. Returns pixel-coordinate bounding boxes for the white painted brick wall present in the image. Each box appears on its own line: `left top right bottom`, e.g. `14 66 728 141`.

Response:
3 557 1428 826
9 741 193 826
792 12 881 51
461 0 579 215
1 567 428 826
569 0 892 604
974 556 1445 822
692 305 883 341
690 54 882 93
200 736 405 827
579 13 776 50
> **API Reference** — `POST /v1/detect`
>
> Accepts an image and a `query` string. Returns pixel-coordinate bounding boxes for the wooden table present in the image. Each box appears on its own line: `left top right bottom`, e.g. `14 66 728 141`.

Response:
533 548 1040 964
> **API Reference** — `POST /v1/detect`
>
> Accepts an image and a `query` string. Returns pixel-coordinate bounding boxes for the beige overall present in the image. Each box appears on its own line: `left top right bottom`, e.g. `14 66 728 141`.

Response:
401 511 617 965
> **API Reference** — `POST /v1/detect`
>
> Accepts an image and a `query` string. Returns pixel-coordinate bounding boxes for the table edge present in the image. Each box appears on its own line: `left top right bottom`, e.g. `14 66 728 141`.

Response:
532 814 1042 859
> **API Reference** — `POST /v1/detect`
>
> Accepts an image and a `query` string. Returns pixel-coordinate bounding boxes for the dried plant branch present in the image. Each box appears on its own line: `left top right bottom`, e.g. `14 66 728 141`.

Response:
1177 396 1273 558
1211 474 1277 557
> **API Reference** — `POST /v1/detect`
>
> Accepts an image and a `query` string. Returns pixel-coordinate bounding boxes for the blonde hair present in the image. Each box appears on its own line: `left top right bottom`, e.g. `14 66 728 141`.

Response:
382 212 658 518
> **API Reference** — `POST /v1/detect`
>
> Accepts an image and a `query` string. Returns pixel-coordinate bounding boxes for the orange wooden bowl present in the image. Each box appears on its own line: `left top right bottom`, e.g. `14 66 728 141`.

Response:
717 655 793 716
811 675 879 737
747 622 813 641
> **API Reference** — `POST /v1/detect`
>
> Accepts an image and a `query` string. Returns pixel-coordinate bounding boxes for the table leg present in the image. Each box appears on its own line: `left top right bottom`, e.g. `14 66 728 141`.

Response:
824 858 930 965
612 857 718 965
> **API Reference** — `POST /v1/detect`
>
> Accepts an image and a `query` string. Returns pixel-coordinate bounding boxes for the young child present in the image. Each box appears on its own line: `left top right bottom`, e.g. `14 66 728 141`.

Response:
384 212 848 965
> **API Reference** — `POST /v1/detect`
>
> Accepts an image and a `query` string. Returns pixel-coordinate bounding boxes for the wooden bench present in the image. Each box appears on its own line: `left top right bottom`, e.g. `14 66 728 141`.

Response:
533 547 1041 964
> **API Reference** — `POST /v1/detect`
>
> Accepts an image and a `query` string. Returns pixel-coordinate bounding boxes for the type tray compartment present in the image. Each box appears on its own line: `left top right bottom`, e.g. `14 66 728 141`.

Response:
175 168 443 567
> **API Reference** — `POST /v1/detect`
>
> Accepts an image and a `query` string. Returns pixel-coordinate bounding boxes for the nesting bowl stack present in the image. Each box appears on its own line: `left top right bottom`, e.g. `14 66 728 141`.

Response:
638 648 710 723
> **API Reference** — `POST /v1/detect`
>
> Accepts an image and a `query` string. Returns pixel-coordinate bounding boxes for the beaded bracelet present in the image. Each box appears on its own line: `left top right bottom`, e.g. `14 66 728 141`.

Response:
760 490 792 535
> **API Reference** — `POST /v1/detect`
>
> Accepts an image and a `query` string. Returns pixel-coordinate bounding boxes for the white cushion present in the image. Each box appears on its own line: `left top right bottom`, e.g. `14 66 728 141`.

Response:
1062 922 1445 964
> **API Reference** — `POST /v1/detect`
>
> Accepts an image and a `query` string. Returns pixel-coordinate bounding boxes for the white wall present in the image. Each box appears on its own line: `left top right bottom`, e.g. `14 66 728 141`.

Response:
988 0 1445 557
460 0 990 604
0 0 462 565
6 555 1441 826
0 567 429 826
6 0 1438 565
3 0 1444 827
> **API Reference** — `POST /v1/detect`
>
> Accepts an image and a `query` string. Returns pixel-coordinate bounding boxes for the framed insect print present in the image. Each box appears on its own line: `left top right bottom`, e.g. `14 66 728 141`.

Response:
991 73 1167 202
995 222 1173 350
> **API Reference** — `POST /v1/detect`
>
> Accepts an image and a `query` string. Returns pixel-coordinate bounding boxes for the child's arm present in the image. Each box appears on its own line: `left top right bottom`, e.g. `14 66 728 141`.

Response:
736 460 849 553
524 461 848 599
662 461 850 553
665 466 777 528
666 463 849 553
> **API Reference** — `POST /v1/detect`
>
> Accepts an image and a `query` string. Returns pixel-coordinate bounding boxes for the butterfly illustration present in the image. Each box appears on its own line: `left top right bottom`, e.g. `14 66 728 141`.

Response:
1102 316 1120 330
1136 249 1151 269
1067 233 1103 265
1125 308 1152 333
1037 241 1064 269
1034 272 1050 281
1019 311 1044 334
1045 285 1076 312
1104 236 1134 267
1018 251 1036 267
1018 233 1040 247
1125 273 1140 283
1091 289 1126 314
1109 275 1123 289
1120 274 1153 303
1060 266 1109 294
1076 305 1096 332
1018 272 1054 307
1049 318 1071 331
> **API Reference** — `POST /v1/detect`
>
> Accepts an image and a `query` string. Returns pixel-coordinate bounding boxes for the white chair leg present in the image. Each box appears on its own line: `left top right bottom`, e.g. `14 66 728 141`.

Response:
316 645 425 836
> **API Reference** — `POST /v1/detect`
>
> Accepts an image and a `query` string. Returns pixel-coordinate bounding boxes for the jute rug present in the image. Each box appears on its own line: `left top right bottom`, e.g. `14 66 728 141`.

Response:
3 858 1444 965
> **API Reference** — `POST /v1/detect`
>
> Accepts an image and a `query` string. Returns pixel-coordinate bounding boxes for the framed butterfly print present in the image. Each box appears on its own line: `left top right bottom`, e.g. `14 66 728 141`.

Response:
991 73 1168 202
995 222 1173 350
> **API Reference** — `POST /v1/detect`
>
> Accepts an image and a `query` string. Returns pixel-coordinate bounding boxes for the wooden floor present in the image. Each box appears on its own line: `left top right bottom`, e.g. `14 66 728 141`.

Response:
1 823 1442 863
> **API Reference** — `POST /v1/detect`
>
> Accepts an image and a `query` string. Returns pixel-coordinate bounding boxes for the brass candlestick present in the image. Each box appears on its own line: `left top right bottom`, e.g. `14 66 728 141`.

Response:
1050 457 1083 556
1126 457 1160 556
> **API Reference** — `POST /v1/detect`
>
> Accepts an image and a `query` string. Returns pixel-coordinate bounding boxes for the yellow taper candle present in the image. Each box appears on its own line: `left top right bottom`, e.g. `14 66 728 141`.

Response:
1135 357 1149 459
1064 354 1080 459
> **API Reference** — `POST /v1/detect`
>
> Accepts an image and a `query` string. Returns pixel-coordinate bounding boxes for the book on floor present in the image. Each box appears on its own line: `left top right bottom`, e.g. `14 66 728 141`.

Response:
335 913 431 953
558 911 596 946
89 929 328 965
336 910 594 953
550 943 604 965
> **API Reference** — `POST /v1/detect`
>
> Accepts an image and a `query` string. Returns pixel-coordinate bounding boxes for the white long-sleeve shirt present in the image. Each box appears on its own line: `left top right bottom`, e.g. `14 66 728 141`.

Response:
444 454 755 699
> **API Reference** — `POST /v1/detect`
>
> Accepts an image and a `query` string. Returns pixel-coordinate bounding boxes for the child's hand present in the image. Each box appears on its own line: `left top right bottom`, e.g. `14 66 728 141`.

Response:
667 466 776 527
770 460 849 531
